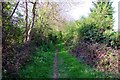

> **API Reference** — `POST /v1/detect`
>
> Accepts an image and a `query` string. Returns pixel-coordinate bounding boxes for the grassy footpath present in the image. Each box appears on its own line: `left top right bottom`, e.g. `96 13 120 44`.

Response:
19 42 110 78
57 43 106 78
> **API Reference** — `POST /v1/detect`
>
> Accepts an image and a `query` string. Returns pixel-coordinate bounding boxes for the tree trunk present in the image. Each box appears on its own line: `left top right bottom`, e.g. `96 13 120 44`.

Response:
27 2 36 42
0 2 2 79
23 0 28 43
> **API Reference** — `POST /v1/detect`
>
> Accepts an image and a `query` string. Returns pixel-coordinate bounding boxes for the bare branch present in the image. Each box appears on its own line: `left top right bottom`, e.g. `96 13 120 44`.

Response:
8 1 20 19
29 1 34 4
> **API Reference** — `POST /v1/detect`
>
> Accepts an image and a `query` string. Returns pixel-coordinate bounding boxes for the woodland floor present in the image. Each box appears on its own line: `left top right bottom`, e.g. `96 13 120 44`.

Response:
18 42 116 78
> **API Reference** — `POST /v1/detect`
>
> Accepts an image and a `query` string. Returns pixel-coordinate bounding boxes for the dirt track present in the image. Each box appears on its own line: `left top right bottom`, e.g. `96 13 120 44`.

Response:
53 48 58 79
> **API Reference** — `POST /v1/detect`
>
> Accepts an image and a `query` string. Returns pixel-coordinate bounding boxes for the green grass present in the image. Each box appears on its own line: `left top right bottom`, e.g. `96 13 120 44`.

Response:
19 44 55 78
19 42 111 78
57 43 107 78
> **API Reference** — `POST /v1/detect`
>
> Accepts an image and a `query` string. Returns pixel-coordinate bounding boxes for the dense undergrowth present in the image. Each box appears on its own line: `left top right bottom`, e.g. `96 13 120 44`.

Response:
19 43 55 78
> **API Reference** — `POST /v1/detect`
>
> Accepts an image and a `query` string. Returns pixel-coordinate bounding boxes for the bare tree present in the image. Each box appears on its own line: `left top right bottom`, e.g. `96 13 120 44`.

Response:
23 0 28 43
27 1 37 42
